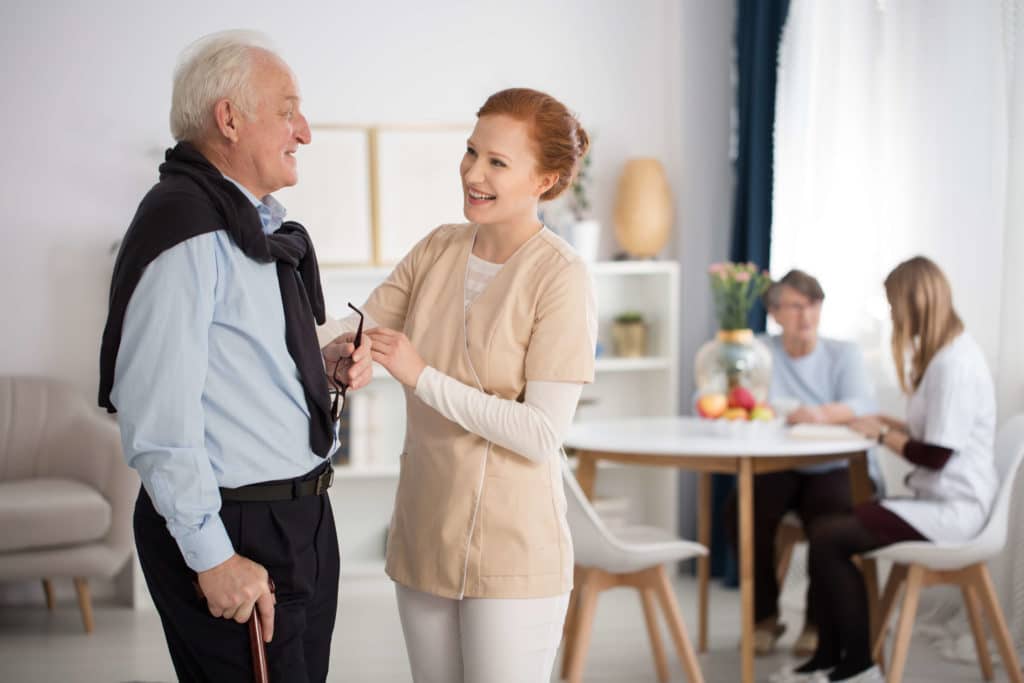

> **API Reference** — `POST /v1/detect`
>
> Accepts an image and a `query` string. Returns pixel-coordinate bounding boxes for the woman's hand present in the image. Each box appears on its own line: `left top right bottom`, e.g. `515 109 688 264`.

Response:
848 415 886 440
364 328 426 388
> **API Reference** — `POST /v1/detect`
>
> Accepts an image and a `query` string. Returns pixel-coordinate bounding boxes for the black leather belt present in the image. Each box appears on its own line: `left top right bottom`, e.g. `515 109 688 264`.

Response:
219 466 334 503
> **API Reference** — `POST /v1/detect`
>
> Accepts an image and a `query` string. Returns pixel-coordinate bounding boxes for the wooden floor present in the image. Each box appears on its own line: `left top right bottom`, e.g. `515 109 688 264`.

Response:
0 574 1009 682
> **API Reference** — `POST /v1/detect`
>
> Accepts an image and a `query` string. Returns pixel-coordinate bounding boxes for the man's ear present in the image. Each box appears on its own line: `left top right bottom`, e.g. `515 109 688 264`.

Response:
212 99 242 143
536 172 558 197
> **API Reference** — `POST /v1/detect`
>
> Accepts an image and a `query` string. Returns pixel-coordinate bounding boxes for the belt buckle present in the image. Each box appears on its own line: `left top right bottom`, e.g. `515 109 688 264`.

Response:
315 467 334 495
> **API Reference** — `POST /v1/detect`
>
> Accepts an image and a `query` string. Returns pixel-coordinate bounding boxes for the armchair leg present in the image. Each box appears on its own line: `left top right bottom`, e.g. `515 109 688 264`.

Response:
872 564 908 670
42 579 56 611
653 565 704 683
564 571 601 683
961 581 994 681
640 586 669 683
887 564 923 683
73 577 94 634
972 564 1024 683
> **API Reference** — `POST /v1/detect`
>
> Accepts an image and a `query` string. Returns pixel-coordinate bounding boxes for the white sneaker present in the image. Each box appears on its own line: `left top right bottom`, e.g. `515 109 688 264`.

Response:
829 665 884 683
769 665 830 683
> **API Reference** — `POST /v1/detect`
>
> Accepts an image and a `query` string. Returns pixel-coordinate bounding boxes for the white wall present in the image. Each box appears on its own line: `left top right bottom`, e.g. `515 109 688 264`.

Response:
0 0 699 397
0 0 734 600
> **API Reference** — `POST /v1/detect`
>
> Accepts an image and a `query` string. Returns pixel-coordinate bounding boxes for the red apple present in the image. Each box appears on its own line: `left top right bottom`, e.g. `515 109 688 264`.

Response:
728 386 756 411
696 393 728 419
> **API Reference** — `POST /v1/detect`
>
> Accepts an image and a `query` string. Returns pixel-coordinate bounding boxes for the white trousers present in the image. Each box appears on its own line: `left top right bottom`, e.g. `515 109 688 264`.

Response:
394 583 570 683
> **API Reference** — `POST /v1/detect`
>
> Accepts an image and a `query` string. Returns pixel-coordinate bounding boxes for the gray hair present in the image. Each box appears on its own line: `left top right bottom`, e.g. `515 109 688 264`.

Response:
169 30 281 142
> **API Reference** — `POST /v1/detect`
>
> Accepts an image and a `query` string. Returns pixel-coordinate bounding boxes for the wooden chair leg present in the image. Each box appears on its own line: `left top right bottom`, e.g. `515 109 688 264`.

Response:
564 573 602 683
872 564 908 669
73 577 94 634
640 587 670 683
42 579 56 611
886 564 923 683
697 472 711 653
961 581 994 681
972 564 1024 683
560 569 582 680
653 565 705 683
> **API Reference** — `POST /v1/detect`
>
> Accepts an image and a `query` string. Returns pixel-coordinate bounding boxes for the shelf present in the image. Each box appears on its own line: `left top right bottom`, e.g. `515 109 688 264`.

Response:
595 356 672 372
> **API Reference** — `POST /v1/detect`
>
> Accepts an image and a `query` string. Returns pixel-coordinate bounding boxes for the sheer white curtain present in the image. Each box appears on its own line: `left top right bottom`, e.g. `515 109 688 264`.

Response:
772 0 1023 658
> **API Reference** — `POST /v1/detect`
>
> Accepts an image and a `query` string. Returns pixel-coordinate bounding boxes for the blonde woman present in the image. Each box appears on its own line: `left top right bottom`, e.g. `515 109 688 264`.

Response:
779 256 997 683
320 88 595 682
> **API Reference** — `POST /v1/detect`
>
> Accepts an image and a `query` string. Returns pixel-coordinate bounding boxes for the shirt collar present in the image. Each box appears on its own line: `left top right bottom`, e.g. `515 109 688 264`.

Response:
222 175 288 235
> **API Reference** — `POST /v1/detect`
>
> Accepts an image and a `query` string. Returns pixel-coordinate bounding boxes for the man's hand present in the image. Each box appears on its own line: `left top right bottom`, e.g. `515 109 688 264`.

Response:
364 328 426 388
323 332 373 391
197 554 276 643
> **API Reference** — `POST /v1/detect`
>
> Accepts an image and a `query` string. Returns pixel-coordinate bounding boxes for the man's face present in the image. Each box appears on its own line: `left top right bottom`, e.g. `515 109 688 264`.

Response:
232 54 311 198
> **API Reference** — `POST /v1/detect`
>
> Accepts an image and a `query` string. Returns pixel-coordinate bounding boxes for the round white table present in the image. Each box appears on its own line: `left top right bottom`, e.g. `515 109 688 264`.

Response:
564 416 878 683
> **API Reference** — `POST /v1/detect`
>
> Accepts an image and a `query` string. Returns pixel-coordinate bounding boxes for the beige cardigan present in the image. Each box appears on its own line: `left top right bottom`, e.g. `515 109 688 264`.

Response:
363 223 595 599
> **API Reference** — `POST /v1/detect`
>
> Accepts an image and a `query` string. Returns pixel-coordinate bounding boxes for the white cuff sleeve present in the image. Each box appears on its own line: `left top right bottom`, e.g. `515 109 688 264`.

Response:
414 367 582 463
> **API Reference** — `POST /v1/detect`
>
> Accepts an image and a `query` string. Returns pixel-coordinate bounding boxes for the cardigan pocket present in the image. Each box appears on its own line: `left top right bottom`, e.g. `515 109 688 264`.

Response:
479 474 560 578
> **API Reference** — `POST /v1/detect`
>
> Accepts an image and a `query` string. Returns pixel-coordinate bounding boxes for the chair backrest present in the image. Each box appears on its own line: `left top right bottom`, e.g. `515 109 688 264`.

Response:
0 376 89 482
562 456 625 567
974 414 1024 551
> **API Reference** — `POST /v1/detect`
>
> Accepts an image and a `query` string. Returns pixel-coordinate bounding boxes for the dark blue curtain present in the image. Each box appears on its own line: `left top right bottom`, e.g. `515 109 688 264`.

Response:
710 0 791 585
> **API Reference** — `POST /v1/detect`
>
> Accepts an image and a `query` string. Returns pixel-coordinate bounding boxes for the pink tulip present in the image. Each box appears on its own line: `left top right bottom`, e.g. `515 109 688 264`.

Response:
708 263 726 274
735 271 751 282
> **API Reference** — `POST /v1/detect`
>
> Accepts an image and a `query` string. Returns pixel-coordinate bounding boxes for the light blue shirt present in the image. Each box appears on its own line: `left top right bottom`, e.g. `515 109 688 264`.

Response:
763 334 880 478
111 177 331 572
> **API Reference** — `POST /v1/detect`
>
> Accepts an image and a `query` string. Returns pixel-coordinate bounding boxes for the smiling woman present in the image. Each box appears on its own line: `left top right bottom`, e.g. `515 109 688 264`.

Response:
319 87 596 682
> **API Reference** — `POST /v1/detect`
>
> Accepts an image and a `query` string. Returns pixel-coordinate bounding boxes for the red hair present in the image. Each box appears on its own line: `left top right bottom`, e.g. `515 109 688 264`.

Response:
476 88 590 201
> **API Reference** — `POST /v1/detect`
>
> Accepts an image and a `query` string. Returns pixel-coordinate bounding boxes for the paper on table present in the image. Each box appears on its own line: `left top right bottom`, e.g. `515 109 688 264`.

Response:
787 423 865 441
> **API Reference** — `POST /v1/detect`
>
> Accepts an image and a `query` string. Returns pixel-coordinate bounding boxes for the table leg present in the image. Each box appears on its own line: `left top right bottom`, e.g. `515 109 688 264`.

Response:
697 472 711 653
738 457 755 683
575 452 598 500
849 451 880 646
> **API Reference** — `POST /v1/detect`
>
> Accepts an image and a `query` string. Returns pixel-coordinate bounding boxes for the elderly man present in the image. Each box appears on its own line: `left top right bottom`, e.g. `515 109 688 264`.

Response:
98 31 370 681
723 269 878 658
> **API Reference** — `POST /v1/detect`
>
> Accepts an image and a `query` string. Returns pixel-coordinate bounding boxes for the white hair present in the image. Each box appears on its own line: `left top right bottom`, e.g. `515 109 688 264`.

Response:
169 29 282 142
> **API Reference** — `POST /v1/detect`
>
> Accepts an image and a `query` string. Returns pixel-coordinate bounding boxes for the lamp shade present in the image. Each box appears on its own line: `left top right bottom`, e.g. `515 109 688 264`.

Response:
612 158 673 258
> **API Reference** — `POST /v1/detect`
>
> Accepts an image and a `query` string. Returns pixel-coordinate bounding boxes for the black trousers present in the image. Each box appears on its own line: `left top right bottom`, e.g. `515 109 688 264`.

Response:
722 467 854 624
134 464 340 683
805 503 926 672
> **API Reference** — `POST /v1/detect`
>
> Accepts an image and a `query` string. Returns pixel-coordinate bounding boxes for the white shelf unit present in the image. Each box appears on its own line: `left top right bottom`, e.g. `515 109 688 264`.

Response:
321 260 680 578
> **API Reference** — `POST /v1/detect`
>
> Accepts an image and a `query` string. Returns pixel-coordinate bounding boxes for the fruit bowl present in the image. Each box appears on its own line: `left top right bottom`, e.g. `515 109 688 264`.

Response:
694 387 783 438
698 415 785 439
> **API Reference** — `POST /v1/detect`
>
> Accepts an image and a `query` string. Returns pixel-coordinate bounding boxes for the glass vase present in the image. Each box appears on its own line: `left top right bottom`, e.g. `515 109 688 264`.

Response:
694 329 772 402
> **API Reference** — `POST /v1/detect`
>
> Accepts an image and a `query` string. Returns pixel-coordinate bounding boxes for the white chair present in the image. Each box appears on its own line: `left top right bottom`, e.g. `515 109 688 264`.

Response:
560 458 707 683
868 414 1024 683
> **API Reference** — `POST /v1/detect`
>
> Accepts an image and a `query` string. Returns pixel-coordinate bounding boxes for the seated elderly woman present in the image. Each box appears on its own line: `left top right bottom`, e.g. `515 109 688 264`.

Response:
723 269 878 657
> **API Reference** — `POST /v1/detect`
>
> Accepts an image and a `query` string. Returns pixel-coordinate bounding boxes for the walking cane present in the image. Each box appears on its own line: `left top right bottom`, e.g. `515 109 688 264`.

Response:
194 579 273 683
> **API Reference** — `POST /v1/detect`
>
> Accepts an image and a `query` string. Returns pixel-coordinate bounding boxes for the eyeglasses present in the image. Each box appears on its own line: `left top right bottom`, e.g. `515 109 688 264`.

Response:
329 302 363 422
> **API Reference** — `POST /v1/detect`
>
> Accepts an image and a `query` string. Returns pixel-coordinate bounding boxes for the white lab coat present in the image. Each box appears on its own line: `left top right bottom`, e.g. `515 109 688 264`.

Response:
881 333 998 543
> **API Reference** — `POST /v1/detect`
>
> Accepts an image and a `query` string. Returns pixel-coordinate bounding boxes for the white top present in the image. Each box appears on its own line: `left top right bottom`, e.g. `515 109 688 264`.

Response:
318 253 598 464
763 334 878 476
881 332 998 542
565 416 874 457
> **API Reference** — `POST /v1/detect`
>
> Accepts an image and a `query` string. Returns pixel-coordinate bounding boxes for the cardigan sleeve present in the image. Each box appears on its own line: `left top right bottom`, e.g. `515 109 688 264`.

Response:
524 259 597 383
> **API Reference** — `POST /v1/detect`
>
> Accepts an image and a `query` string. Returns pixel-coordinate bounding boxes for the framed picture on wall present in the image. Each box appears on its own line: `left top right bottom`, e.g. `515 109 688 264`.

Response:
274 126 373 265
374 125 473 264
